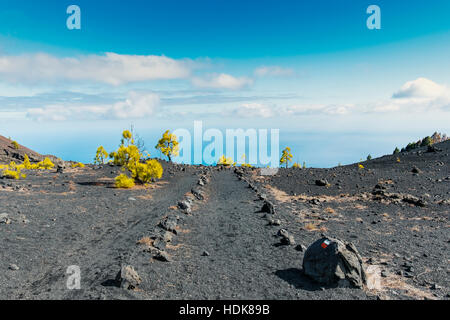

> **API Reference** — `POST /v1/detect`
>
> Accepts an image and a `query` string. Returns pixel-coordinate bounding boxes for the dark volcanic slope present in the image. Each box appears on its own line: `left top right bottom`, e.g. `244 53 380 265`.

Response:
0 142 448 300
242 140 450 300
0 134 57 163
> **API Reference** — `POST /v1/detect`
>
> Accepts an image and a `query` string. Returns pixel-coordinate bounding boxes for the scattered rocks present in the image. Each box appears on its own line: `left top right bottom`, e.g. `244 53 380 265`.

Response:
116 265 142 290
430 283 442 290
302 237 367 288
372 189 426 207
427 145 442 153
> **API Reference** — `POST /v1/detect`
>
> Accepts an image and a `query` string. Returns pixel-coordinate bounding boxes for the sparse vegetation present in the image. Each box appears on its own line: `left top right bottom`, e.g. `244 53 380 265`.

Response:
94 146 108 164
0 154 55 180
240 154 253 168
71 162 85 168
218 155 234 166
114 173 135 188
399 132 448 153
107 130 163 188
280 147 293 168
11 140 19 150
155 130 179 162
292 162 301 168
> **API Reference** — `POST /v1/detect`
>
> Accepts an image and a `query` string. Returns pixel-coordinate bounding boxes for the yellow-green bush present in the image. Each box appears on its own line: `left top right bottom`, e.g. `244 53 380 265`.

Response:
94 146 108 164
103 130 163 188
1 161 26 180
155 130 179 162
71 162 85 168
0 155 55 180
280 147 293 168
23 154 32 169
129 159 163 183
115 173 135 188
35 157 55 170
218 155 234 166
11 141 19 150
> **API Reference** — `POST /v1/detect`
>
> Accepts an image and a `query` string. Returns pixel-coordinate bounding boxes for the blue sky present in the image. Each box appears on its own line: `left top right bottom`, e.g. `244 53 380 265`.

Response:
0 0 449 166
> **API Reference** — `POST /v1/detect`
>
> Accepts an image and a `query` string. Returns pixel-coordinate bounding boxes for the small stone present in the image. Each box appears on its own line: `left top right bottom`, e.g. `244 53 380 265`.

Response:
128 197 136 201
295 244 307 252
261 201 275 214
202 250 210 256
277 229 295 245
0 213 11 225
268 219 281 226
191 188 205 200
159 216 178 234
116 265 142 290
154 250 171 262
411 166 421 174
9 264 19 271
315 179 328 187
430 283 442 290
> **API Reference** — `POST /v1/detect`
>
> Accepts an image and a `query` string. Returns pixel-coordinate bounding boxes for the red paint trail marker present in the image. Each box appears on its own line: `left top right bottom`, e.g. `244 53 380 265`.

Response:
321 239 331 249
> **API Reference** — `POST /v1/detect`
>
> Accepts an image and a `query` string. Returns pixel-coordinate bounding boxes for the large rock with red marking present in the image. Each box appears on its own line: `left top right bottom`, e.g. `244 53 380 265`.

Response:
302 237 367 288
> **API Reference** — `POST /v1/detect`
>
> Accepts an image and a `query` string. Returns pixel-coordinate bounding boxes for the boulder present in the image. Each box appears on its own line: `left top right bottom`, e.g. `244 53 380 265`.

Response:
302 237 367 288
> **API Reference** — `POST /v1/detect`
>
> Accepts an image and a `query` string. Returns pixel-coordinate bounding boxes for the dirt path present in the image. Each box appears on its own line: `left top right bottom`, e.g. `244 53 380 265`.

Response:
0 166 200 299
130 169 370 300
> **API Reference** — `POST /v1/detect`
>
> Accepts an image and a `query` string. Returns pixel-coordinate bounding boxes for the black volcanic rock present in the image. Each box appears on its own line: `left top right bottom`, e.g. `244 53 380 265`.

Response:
315 179 328 186
303 237 366 288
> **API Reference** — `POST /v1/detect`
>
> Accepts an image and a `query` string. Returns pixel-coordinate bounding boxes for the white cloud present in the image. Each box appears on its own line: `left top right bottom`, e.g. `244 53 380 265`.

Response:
232 103 275 118
26 91 159 121
0 53 191 85
192 73 253 90
279 104 354 115
392 77 448 99
254 66 294 77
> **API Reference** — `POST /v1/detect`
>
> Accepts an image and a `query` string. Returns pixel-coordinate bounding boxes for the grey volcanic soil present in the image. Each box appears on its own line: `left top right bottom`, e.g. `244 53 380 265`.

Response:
0 142 449 300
